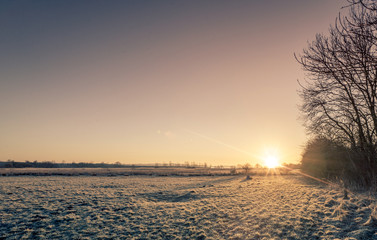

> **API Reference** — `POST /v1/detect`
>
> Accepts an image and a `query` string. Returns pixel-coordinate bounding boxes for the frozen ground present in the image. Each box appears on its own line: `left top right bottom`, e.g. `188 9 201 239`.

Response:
1 175 377 239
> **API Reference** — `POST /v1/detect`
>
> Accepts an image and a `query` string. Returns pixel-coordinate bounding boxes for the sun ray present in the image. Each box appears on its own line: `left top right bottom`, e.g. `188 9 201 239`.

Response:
183 129 258 159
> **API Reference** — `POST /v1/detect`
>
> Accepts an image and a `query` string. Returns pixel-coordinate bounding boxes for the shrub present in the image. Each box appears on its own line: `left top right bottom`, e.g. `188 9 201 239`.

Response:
301 137 350 179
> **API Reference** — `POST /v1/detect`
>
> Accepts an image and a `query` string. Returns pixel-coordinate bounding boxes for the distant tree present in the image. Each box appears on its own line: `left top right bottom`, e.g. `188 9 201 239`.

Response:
229 166 237 175
242 163 251 174
282 163 301 170
6 159 14 168
40 161 54 168
296 4 377 185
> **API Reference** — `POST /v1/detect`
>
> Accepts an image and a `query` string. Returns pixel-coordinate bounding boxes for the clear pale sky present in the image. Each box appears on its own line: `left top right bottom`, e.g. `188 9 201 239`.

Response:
0 0 345 165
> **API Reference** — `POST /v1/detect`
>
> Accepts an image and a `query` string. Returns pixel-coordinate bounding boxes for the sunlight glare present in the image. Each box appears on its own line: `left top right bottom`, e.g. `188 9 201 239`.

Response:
264 155 279 168
263 148 280 168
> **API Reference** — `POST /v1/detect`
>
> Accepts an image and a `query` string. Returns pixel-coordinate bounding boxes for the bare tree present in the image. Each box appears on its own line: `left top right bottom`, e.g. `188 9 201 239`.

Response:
242 163 251 174
296 5 377 185
347 0 377 11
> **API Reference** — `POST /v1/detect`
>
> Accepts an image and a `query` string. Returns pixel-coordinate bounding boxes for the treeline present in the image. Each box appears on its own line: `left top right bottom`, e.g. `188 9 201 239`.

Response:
0 160 240 169
0 160 126 169
0 160 301 171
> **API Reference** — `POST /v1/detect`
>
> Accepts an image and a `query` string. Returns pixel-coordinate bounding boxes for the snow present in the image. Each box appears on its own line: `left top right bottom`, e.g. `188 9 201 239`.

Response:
1 175 377 239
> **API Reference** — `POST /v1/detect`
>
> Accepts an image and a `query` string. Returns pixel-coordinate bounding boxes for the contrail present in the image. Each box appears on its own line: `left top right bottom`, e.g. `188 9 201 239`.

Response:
183 128 258 159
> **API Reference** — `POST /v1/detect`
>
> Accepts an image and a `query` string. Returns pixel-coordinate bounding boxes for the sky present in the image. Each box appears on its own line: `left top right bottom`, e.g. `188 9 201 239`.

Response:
0 0 346 166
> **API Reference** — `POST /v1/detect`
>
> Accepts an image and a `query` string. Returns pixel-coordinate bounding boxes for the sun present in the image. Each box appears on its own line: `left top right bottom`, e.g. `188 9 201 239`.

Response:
264 154 280 168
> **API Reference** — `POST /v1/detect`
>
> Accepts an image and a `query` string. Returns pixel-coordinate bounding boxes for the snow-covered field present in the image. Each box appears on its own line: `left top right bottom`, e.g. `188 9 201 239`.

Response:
1 175 377 239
